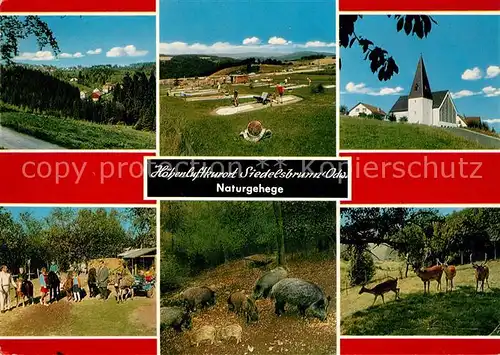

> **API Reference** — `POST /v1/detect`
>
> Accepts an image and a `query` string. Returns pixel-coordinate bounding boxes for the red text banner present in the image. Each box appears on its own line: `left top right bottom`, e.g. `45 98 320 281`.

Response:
0 151 156 205
339 0 500 11
341 338 500 354
0 0 155 12
0 339 156 355
340 151 500 205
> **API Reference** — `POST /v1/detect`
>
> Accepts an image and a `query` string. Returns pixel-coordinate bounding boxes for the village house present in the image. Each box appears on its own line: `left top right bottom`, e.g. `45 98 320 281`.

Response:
348 102 386 117
102 83 115 94
91 91 101 102
388 56 467 127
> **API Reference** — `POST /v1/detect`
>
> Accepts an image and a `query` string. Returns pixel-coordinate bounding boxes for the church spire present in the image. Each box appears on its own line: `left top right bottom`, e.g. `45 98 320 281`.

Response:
409 55 433 100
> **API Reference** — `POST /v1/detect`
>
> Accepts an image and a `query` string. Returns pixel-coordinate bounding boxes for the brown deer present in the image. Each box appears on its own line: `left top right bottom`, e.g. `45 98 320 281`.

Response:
413 264 443 294
472 262 490 292
359 278 400 306
437 259 457 292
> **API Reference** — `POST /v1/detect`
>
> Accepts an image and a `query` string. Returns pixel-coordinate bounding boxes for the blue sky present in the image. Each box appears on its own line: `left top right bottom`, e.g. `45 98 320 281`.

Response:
340 15 500 129
159 0 336 56
14 16 156 67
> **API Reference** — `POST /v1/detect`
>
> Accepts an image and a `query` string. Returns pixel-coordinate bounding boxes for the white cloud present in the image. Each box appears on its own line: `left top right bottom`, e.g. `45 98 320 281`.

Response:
268 36 291 45
451 90 480 99
243 37 261 45
87 48 102 55
58 52 85 59
483 118 500 124
482 86 500 97
304 41 336 48
160 39 336 55
106 45 148 57
486 65 500 79
461 67 482 80
14 51 55 61
345 82 404 96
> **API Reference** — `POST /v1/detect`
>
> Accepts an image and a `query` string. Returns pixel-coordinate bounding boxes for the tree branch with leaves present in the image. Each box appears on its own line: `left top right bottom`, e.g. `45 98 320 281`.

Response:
339 15 437 81
0 16 59 64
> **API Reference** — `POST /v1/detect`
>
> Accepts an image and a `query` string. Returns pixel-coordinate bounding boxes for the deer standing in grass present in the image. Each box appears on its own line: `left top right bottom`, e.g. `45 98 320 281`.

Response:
472 262 490 293
413 264 443 294
359 278 400 306
436 259 457 292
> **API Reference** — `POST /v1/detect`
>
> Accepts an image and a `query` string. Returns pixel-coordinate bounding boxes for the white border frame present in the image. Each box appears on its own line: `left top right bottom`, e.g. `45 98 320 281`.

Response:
142 156 353 201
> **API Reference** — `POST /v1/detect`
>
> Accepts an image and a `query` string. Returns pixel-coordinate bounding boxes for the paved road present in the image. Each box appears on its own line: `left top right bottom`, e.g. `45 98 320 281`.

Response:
0 125 64 149
446 127 500 149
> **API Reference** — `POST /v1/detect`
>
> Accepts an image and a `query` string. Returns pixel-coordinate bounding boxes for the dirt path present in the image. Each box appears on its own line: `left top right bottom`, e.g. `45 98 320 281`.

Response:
0 125 64 149
0 295 156 336
130 297 157 332
446 127 500 149
162 258 335 355
214 95 303 116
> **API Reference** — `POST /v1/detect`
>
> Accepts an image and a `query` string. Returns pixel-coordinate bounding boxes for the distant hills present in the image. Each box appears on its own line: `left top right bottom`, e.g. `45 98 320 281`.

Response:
159 51 335 61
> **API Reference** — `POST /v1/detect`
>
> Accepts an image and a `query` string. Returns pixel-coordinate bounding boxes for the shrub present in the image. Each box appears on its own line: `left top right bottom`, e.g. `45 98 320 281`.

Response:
160 254 189 292
311 83 325 94
346 247 376 286
388 113 397 122
372 113 384 121
340 105 349 115
400 116 408 123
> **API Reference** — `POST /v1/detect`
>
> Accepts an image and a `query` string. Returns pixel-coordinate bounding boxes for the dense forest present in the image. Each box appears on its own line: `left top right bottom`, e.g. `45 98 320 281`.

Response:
0 207 156 272
341 207 500 285
160 201 336 292
50 63 156 89
0 65 156 131
159 55 290 79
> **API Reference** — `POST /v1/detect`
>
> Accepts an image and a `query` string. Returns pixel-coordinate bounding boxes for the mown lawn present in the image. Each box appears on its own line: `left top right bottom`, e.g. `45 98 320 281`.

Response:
340 259 500 335
160 73 335 156
1 111 155 149
340 116 487 149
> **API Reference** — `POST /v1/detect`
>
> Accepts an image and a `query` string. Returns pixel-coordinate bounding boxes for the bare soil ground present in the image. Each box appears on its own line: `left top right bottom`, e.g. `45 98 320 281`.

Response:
161 257 335 355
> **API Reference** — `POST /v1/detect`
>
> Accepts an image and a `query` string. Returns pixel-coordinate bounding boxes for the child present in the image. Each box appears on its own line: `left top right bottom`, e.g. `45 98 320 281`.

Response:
39 267 49 306
73 271 81 302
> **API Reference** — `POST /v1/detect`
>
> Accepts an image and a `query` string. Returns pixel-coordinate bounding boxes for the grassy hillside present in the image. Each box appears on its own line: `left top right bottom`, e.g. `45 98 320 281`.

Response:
1 111 155 149
340 259 500 335
341 116 487 149
160 73 335 156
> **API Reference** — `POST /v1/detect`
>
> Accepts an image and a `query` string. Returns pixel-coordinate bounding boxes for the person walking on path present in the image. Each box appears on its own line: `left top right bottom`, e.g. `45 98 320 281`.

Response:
233 90 239 107
97 260 109 300
276 83 285 104
0 265 17 313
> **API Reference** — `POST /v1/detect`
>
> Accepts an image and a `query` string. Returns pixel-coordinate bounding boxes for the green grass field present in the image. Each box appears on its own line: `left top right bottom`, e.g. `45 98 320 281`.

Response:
340 259 500 335
340 116 487 149
160 73 335 156
1 111 155 149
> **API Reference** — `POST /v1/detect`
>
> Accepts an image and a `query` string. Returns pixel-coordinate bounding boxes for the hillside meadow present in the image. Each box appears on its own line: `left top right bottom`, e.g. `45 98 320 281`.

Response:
340 259 500 335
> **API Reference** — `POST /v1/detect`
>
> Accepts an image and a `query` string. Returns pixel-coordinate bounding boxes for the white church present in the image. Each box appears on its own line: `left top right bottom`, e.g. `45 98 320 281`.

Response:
389 56 467 127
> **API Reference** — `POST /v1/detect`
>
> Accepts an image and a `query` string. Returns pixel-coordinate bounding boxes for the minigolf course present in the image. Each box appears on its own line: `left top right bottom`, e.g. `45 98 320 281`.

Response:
214 95 303 116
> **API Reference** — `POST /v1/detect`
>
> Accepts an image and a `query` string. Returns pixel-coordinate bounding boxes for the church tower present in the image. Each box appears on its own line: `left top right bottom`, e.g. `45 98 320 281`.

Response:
408 56 433 125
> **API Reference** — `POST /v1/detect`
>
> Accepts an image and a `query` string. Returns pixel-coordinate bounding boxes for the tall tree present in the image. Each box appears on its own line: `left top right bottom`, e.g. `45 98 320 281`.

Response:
273 201 286 266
